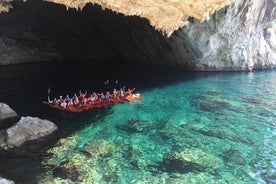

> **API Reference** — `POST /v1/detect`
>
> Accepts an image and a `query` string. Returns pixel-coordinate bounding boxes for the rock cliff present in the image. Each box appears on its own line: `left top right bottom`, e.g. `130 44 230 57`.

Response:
178 0 276 70
0 0 275 70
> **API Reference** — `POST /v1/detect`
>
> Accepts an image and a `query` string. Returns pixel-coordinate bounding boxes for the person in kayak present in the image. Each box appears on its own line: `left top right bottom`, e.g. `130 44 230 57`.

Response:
79 90 87 98
73 93 79 105
65 94 71 103
126 88 135 95
61 100 67 108
105 92 112 99
87 94 93 102
113 89 118 99
82 96 88 104
68 99 74 107
58 96 64 104
119 88 125 98
48 98 58 105
100 92 106 100
93 92 99 101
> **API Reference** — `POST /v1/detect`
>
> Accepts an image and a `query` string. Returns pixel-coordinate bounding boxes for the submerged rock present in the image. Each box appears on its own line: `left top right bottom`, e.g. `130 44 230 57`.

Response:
53 161 80 181
102 170 120 183
0 103 18 129
122 144 147 170
222 148 246 166
130 172 229 184
190 95 232 112
83 139 117 158
161 148 224 174
0 103 17 120
118 119 154 133
0 116 57 149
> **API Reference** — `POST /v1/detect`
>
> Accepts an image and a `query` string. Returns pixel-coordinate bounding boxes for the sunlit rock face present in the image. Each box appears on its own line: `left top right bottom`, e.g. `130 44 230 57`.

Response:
48 0 233 35
0 0 275 70
178 0 276 70
0 0 12 13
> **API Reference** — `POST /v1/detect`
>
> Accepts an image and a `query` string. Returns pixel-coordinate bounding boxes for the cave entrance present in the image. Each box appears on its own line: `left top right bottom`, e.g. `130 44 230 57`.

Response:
0 0 184 67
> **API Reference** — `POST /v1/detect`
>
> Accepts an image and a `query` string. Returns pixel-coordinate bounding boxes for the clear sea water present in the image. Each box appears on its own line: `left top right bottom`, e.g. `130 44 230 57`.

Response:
0 61 275 184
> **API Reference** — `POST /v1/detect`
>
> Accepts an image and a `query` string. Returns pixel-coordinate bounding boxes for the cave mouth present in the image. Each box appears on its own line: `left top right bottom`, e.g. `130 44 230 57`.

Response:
0 0 190 68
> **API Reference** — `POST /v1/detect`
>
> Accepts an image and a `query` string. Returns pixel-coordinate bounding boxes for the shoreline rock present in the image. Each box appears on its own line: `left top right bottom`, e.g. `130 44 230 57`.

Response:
2 116 57 149
0 103 18 129
0 103 57 149
0 103 17 120
0 177 15 184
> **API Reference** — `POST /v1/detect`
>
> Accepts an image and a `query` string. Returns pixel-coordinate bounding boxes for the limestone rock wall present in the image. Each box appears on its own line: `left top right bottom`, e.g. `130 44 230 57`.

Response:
176 0 276 70
0 0 275 70
47 0 233 35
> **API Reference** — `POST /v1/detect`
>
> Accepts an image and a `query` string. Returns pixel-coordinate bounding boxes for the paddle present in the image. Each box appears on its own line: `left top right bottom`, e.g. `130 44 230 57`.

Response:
47 87 51 102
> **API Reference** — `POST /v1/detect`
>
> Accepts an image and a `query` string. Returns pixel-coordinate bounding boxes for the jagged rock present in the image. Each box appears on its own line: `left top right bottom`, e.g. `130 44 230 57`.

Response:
0 116 57 149
0 103 18 129
0 177 14 184
0 0 12 13
180 0 276 70
48 0 233 34
0 103 17 120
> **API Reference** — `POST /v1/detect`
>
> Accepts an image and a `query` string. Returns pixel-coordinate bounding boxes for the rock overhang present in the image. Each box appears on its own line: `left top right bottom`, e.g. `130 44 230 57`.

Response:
0 0 234 35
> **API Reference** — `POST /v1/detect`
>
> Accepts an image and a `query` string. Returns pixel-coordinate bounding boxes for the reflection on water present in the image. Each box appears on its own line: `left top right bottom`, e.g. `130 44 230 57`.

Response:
0 62 275 184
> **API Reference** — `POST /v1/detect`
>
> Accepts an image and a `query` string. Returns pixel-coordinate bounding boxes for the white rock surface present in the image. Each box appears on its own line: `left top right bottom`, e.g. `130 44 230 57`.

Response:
0 177 14 184
178 0 276 70
0 103 17 120
3 116 57 148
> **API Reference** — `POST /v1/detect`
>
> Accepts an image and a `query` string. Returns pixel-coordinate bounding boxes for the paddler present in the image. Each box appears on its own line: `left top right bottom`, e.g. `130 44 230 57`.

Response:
48 98 58 105
73 93 79 105
58 96 64 104
65 94 70 103
61 100 67 108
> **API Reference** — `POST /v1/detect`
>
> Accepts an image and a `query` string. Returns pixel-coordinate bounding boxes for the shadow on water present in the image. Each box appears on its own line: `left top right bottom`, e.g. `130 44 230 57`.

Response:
0 60 217 116
0 60 221 183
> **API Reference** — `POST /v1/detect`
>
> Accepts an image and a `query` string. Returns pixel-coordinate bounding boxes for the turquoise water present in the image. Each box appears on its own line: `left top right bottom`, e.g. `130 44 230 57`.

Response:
36 70 276 183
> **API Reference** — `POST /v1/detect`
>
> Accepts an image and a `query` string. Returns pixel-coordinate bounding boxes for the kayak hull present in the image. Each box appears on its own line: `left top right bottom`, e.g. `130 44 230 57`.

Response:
43 93 141 113
43 98 125 112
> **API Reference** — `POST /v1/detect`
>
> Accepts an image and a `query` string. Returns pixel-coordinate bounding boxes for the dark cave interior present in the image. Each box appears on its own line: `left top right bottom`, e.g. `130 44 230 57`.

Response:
0 0 195 68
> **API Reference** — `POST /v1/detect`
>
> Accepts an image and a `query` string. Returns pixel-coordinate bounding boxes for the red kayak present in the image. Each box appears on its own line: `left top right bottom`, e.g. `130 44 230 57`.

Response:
43 98 125 112
43 102 82 112
43 91 141 112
